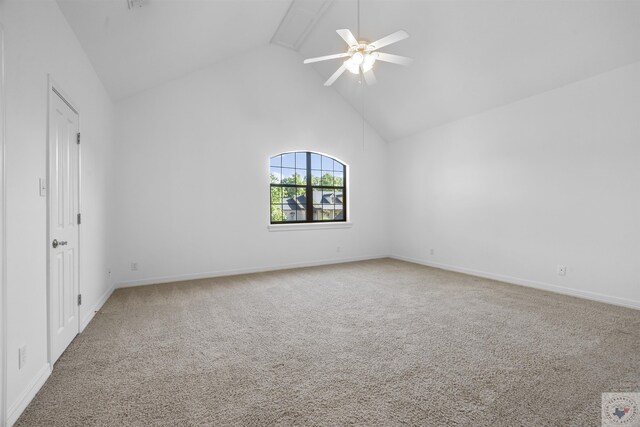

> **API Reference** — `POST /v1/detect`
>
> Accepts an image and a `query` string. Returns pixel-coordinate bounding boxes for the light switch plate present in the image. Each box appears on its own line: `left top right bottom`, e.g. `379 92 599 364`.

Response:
18 345 27 369
39 178 47 197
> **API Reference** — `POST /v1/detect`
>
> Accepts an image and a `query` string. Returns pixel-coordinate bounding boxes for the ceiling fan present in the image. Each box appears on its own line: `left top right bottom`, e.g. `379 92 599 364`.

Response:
303 29 413 86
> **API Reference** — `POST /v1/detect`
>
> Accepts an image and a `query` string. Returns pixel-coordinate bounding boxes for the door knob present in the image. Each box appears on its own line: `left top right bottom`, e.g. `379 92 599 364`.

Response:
52 239 68 248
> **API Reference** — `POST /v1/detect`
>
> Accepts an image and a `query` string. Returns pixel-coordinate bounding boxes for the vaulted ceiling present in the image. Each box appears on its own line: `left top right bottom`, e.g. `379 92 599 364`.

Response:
57 0 640 142
301 0 640 141
56 0 291 101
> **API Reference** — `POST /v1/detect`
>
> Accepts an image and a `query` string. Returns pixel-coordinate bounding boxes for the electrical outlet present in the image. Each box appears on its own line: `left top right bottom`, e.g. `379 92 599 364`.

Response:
107 269 111 278
336 246 341 253
558 265 567 276
130 262 138 271
429 249 435 256
18 345 27 370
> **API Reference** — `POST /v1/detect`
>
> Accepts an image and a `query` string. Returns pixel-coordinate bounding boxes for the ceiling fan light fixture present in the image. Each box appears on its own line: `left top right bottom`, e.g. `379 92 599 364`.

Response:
352 52 364 65
344 58 360 75
362 53 377 72
304 28 411 86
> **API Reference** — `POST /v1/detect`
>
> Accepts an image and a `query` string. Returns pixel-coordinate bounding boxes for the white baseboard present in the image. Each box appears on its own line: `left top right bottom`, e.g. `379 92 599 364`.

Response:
115 254 640 310
391 255 640 311
7 363 51 427
80 284 115 332
116 254 388 289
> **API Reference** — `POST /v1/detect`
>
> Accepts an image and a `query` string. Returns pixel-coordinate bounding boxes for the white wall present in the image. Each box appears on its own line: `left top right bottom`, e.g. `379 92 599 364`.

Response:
389 61 640 309
114 44 389 286
2 0 115 423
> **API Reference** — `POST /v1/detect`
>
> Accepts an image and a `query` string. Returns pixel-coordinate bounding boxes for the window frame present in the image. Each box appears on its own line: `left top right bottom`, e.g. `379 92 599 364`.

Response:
270 151 347 224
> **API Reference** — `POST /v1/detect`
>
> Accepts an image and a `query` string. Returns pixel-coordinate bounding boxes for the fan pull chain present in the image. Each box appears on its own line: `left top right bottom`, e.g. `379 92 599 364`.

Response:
362 82 365 152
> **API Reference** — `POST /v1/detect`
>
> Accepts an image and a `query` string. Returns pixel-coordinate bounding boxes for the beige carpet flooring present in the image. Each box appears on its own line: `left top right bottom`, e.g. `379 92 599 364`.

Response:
17 259 640 426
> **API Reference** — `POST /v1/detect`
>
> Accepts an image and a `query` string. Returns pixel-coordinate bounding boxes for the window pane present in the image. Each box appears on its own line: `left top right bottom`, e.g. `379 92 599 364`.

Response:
313 188 335 205
282 195 295 221
312 189 321 204
324 190 335 204
278 185 304 222
270 167 281 184
334 162 345 174
311 153 321 170
295 188 306 208
284 209 296 222
321 156 334 170
281 186 296 200
296 152 307 169
282 152 295 168
311 169 322 186
270 155 281 168
295 209 307 221
270 186 283 203
334 171 344 187
295 169 307 185
270 204 285 222
281 167 295 183
320 171 334 187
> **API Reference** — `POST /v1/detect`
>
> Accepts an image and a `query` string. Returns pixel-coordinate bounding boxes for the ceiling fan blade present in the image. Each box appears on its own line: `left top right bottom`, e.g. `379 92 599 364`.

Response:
376 52 414 66
324 65 346 86
336 29 359 47
303 52 350 64
363 69 377 86
369 30 409 51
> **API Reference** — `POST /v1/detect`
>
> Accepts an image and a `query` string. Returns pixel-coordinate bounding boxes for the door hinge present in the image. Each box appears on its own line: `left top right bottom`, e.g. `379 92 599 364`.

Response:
77 213 82 225
77 294 82 306
76 132 80 144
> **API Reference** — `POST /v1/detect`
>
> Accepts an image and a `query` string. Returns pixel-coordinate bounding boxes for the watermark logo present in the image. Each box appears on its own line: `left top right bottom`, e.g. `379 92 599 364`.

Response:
602 393 640 426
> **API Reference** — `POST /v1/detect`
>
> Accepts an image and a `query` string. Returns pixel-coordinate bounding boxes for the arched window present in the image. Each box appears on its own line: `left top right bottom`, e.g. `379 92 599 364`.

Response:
270 152 346 223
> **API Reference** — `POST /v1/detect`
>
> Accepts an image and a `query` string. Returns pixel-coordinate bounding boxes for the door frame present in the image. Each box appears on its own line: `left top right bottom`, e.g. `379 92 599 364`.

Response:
46 76 82 366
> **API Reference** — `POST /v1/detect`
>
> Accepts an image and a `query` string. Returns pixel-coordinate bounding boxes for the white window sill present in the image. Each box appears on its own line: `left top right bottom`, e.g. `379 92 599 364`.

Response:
268 222 353 232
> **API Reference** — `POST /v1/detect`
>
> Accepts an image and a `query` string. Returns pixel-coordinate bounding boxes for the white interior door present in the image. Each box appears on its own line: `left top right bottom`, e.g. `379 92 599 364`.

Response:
49 88 80 364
